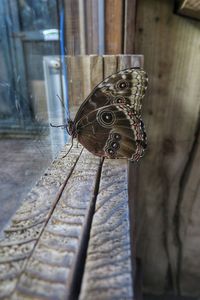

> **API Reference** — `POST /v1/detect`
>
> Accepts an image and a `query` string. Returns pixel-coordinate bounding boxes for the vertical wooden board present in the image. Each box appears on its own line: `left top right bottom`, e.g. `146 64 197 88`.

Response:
103 55 118 77
11 149 101 300
0 144 82 298
117 54 144 70
124 0 137 54
179 127 200 296
64 0 81 55
85 0 99 54
78 0 86 54
79 56 92 100
66 56 91 118
117 55 144 298
79 159 134 300
89 55 103 90
105 0 124 54
134 0 200 293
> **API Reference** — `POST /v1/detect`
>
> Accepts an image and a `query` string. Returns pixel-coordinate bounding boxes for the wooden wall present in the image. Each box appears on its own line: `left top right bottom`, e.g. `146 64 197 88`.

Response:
134 0 200 296
64 0 136 55
62 0 200 297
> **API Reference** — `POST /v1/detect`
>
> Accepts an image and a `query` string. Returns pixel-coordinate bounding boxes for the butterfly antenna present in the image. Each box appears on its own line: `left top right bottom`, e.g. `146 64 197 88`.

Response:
56 94 70 120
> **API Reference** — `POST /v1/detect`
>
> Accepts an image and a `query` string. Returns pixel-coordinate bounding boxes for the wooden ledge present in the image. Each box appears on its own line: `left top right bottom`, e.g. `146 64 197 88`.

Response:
0 145 135 300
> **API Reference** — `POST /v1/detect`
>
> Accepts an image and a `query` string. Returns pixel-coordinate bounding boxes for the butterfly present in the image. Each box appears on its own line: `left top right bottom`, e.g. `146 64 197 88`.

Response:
51 67 148 162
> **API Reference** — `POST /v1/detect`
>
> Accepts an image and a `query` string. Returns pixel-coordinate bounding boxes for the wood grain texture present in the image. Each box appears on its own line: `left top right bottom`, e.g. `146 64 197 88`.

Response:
0 144 82 298
66 55 91 118
64 0 82 55
12 149 101 299
103 55 118 77
79 159 134 300
135 0 200 294
178 0 200 20
85 0 99 54
179 119 200 296
66 55 103 118
105 0 124 54
124 0 137 53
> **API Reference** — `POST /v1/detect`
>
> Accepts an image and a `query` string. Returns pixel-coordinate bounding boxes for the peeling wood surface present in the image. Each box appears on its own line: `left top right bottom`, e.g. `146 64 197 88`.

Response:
135 0 200 295
79 159 134 300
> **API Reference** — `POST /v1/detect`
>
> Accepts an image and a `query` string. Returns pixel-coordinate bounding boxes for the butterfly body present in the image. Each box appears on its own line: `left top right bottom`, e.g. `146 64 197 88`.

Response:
67 67 148 162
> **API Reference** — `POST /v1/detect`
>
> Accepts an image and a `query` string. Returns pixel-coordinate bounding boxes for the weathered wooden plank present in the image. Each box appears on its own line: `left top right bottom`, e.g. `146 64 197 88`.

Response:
179 120 200 296
10 149 101 299
135 0 200 294
66 56 90 118
177 0 200 20
124 0 137 54
105 0 124 54
0 144 82 298
89 55 103 89
103 55 118 77
66 55 103 118
79 159 134 300
85 0 99 54
64 0 82 55
117 54 144 299
117 54 144 70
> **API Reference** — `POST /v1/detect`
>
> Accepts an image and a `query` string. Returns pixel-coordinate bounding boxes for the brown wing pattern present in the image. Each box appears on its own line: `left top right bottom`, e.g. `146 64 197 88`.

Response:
73 67 148 161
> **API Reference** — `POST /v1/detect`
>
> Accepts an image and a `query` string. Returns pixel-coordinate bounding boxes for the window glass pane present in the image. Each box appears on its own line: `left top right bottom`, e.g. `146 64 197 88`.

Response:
18 0 58 31
0 0 66 230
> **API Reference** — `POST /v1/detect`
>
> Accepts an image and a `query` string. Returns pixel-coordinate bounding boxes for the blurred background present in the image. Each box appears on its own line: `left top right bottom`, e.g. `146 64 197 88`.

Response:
0 0 200 299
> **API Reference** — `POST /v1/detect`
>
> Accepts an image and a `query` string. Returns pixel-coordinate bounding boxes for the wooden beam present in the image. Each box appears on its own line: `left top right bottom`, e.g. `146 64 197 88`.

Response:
178 0 200 20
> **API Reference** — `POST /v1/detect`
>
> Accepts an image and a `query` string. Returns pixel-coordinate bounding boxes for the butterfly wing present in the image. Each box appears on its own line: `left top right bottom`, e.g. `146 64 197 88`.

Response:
74 67 148 122
72 67 148 161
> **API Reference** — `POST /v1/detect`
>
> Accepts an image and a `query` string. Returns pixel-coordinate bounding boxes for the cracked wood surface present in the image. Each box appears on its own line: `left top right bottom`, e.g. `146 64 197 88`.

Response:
79 159 133 300
0 144 83 298
0 146 134 300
